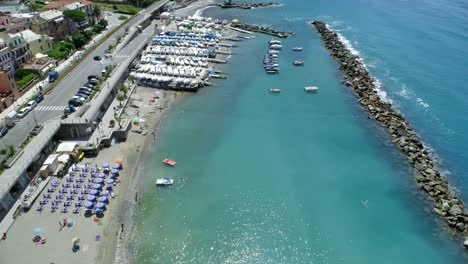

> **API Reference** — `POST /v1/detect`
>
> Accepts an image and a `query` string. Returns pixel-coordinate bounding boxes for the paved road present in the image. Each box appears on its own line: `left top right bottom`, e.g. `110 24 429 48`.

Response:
0 1 167 153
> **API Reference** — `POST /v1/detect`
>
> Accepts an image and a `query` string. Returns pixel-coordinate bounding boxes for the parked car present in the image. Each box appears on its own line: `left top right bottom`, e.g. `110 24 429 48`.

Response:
84 83 96 89
35 94 44 103
76 91 89 98
79 87 93 93
0 127 8 138
87 75 98 80
78 89 92 96
93 56 102 61
17 108 30 118
88 79 99 85
72 96 86 103
68 99 82 107
25 100 37 111
63 105 76 114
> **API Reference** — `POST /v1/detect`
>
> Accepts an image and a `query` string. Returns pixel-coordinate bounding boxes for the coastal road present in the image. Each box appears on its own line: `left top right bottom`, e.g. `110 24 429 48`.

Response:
0 1 167 154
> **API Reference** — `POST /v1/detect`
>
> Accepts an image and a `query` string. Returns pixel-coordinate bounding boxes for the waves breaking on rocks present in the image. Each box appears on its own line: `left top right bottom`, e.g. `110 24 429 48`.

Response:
311 20 468 249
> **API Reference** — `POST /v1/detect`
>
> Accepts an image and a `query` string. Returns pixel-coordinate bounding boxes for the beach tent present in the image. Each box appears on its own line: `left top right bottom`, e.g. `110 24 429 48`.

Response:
56 142 79 154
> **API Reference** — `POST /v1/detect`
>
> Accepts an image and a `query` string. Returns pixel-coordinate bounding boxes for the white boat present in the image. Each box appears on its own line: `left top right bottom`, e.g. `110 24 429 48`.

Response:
270 44 282 50
269 40 282 45
269 88 281 93
155 178 174 186
304 86 319 92
268 50 279 54
293 47 303 51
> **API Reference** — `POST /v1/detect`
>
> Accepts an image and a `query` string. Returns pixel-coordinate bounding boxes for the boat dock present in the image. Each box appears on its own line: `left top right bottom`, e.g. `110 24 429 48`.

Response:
208 58 227 64
227 26 253 34
230 22 294 38
211 74 227 79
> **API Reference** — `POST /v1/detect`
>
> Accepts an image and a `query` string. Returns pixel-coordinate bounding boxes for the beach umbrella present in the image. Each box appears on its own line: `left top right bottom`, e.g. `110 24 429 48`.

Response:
94 178 104 184
72 237 80 244
98 173 106 178
90 189 99 195
92 184 102 189
67 219 74 227
112 164 120 169
84 201 93 209
95 202 105 208
111 169 119 175
98 196 108 203
115 157 124 164
87 195 96 201
33 227 42 234
101 190 110 196
105 179 114 185
102 163 109 169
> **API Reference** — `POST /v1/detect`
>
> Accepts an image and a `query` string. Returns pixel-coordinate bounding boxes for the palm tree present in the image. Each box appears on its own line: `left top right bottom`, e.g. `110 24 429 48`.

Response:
93 5 101 24
116 92 125 106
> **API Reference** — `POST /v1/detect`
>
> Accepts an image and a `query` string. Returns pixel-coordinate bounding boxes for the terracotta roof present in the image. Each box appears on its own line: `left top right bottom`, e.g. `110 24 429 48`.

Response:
45 0 92 10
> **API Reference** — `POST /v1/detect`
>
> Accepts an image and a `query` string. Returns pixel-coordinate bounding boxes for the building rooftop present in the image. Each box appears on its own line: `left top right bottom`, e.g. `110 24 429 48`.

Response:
38 10 63 21
16 29 41 43
45 0 92 10
10 13 35 19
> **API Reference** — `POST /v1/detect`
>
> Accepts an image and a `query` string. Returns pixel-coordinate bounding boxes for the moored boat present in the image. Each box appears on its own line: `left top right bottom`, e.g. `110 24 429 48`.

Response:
269 88 281 93
270 44 282 50
163 158 176 166
293 47 303 51
293 60 304 66
304 86 319 92
155 178 174 186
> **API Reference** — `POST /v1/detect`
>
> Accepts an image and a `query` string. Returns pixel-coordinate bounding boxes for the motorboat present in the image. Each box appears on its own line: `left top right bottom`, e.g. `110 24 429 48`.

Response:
293 47 303 51
269 88 281 93
293 60 304 66
269 40 282 45
270 44 282 50
163 158 176 166
155 178 174 186
304 86 319 92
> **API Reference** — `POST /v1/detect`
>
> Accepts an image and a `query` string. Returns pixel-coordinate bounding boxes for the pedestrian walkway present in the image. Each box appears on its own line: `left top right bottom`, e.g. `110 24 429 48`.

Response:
34 105 67 111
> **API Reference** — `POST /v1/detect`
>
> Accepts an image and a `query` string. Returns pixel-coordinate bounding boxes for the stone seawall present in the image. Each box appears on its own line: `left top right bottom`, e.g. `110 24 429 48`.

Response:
231 22 294 38
311 20 468 248
218 2 279 9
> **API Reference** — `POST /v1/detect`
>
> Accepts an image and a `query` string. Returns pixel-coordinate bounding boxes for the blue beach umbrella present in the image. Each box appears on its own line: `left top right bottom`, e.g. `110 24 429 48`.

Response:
112 164 120 169
84 201 93 209
209 69 215 76
92 184 102 189
98 196 108 203
101 190 110 196
87 195 96 201
102 163 109 169
111 169 119 175
33 227 42 234
94 178 104 184
95 202 105 209
90 189 99 195
98 173 106 178
105 179 114 185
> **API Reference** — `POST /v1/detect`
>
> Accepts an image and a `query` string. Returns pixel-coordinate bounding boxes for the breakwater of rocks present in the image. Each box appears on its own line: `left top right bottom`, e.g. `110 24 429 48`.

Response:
230 22 294 38
218 1 279 9
311 20 468 249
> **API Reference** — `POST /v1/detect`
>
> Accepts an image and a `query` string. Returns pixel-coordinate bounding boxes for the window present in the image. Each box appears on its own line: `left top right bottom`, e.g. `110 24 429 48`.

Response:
38 39 41 42
40 46 43 51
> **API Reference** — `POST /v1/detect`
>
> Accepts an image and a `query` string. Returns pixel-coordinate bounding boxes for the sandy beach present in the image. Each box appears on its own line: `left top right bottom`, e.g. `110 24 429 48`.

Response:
0 85 184 264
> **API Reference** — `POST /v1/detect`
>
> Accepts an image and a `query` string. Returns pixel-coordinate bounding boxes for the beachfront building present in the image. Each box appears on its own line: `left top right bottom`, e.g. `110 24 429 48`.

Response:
20 29 52 55
31 10 78 40
46 0 94 27
0 65 19 111
0 13 33 34
0 42 14 73
0 28 32 68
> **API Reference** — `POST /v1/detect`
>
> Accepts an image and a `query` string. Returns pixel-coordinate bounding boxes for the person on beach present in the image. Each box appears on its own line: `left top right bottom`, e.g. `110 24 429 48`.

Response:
121 224 124 233
137 146 140 152
59 222 63 231
63 218 67 227
2 232 6 240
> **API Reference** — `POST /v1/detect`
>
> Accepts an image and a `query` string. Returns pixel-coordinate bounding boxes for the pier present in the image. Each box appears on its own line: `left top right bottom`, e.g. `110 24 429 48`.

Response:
230 22 294 38
311 20 468 247
218 1 280 9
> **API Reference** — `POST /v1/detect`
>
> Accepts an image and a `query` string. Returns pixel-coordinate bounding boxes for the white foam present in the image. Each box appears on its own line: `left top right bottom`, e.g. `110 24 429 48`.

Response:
325 23 393 103
194 5 211 17
397 83 412 99
416 97 430 109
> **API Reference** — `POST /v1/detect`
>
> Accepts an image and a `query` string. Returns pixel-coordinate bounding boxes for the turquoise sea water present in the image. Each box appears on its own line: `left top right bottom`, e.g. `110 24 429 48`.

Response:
133 0 468 263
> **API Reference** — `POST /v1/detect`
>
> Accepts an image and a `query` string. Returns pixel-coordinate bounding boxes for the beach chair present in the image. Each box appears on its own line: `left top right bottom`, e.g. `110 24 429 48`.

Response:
72 207 81 214
61 207 68 213
36 205 44 211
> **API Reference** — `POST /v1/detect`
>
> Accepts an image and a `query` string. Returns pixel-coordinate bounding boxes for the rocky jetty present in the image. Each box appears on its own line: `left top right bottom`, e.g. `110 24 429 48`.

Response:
311 20 468 247
218 1 279 9
230 22 294 38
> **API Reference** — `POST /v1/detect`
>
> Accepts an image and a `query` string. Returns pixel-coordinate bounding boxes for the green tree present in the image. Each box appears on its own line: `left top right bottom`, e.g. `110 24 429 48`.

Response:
98 19 108 28
64 9 87 31
93 5 101 23
72 33 87 48
116 92 125 106
119 83 128 97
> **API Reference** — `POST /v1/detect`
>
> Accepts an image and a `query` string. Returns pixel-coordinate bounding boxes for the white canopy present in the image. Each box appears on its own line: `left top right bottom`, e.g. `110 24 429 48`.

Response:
56 142 78 153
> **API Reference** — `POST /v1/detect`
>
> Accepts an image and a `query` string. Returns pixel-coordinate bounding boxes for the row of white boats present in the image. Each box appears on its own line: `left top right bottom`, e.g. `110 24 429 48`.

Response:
144 46 209 58
133 64 208 78
268 86 319 93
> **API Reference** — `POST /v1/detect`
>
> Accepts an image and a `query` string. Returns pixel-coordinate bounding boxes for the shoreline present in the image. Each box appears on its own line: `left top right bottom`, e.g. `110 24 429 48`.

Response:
310 21 468 248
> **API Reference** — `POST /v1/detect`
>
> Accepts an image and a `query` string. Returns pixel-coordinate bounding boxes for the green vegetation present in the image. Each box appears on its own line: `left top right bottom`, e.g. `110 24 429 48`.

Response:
94 2 141 15
99 19 109 28
63 10 87 24
0 149 6 155
27 2 44 12
72 32 87 48
15 69 38 88
116 92 125 106
47 41 75 59
119 83 128 97
118 15 128 20
19 134 35 149
0 164 6 175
